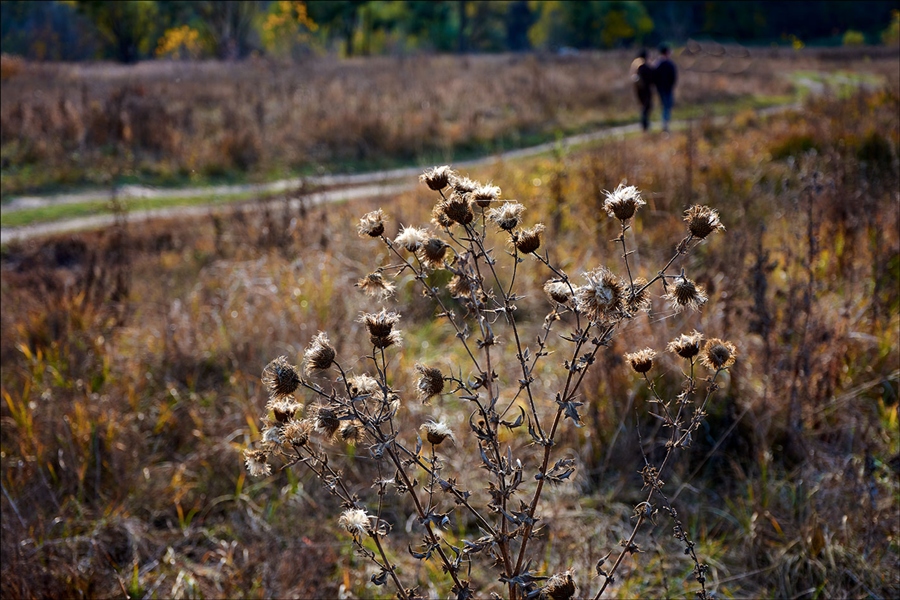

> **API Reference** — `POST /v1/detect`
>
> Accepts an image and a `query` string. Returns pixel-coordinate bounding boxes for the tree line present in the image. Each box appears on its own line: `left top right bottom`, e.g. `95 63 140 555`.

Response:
1 0 898 63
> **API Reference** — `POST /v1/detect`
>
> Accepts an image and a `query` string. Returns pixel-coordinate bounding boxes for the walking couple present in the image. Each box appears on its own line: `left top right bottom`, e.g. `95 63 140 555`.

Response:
630 45 678 133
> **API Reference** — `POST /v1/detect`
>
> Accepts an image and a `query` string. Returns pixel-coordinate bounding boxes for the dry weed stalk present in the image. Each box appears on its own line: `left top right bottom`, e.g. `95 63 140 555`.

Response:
243 167 735 599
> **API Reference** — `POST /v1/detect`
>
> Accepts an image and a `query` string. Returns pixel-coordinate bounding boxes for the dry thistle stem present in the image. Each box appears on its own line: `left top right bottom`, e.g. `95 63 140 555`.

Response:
700 338 737 370
358 209 386 238
603 183 646 221
625 348 656 373
262 355 300 399
304 332 336 372
684 205 725 239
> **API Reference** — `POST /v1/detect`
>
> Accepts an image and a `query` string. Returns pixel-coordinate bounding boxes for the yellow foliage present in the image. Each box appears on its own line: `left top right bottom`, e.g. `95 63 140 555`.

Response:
261 0 318 57
842 30 866 47
156 25 203 59
882 9 900 45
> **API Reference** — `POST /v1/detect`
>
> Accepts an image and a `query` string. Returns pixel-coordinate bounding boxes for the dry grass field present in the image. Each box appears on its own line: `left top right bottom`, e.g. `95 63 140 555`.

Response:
1 47 899 598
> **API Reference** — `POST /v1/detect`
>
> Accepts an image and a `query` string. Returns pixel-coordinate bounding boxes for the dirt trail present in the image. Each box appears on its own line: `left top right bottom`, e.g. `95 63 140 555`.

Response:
1 105 796 245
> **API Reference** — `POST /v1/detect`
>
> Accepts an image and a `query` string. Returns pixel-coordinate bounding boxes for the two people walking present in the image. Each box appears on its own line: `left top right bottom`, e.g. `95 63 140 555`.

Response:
631 45 677 133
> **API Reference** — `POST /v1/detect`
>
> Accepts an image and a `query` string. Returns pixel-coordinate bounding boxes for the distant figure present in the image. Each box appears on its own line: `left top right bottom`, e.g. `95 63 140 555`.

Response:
654 44 678 133
630 49 654 132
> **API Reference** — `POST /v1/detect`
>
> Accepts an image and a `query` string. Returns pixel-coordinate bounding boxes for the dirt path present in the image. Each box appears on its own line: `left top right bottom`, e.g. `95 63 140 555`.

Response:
1 105 797 245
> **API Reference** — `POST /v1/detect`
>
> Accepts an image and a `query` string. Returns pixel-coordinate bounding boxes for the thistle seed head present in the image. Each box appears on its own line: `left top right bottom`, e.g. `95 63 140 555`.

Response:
471 184 501 208
262 355 300 399
541 571 577 600
684 205 725 239
667 331 704 359
356 271 396 299
436 192 474 225
625 277 651 314
514 224 545 254
415 364 444 402
421 420 454 446
358 209 385 238
544 280 572 304
603 184 645 221
304 332 336 373
701 338 737 370
487 202 525 231
243 448 271 477
450 175 479 195
575 267 625 322
361 309 402 349
420 165 454 191
337 420 364 445
394 226 429 252
314 404 342 437
269 399 301 424
283 418 314 446
419 237 449 268
431 203 455 228
347 374 380 399
339 508 371 538
666 275 708 312
625 348 657 373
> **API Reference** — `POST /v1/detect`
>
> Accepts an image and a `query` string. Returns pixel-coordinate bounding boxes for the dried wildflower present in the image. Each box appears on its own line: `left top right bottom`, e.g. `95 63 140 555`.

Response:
450 175 479 195
262 356 301 399
361 309 400 338
667 331 704 359
356 271 396 299
338 420 364 445
421 420 454 445
684 205 725 239
666 275 708 312
624 277 651 313
603 184 645 221
471 184 501 208
514 224 545 254
419 237 449 268
544 280 572 304
420 165 453 191
415 364 444 402
431 203 455 228
700 338 736 370
436 192 474 225
304 332 336 372
394 226 429 252
625 348 656 373
540 571 577 600
347 374 380 399
283 419 313 446
270 399 301 424
314 405 342 437
243 449 271 477
358 209 385 238
487 202 525 231
387 392 401 416
339 508 371 537
575 267 625 322
262 426 284 445
448 274 479 299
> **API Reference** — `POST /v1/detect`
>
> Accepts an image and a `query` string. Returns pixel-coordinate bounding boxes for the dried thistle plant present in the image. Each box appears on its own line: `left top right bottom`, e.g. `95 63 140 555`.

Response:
243 167 735 600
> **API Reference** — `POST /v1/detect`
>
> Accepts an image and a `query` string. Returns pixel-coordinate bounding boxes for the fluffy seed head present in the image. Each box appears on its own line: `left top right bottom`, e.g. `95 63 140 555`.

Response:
603 184 645 221
437 192 474 225
667 275 708 312
361 309 402 349
515 224 545 254
625 277 651 313
283 419 314 446
701 338 737 370
684 205 725 239
243 449 271 477
431 203 455 228
544 280 572 304
339 508 371 537
575 267 625 322
488 202 525 231
269 399 301 424
471 184 501 208
421 420 454 445
541 571 577 600
420 165 454 190
262 356 300 399
337 420 364 445
358 209 385 238
419 237 449 268
450 175 479 195
347 374 380 399
304 332 336 372
356 271 396 299
667 331 704 359
625 348 657 373
314 405 342 437
394 226 429 252
415 364 444 402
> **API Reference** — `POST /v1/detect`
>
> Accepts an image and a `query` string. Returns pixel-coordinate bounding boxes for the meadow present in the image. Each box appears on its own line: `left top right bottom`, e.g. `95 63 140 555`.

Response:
1 47 899 599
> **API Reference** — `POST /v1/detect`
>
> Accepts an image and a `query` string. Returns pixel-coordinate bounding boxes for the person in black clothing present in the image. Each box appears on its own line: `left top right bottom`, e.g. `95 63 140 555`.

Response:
654 44 677 132
630 49 654 132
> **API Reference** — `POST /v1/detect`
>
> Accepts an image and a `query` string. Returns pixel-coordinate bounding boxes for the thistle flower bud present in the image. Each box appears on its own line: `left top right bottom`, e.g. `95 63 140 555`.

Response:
243 448 271 477
514 224 545 254
358 209 385 238
575 267 625 322
262 356 300 399
624 348 656 373
544 280 571 304
667 331 703 359
304 332 336 372
415 364 444 402
700 338 736 370
421 420 454 446
394 226 429 252
684 205 725 239
666 275 708 312
356 271 396 299
420 165 454 191
603 184 645 221
487 202 525 231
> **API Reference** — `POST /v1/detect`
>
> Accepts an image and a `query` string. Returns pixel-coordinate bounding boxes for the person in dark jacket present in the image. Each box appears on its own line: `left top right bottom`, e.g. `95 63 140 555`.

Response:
654 44 677 132
630 49 654 131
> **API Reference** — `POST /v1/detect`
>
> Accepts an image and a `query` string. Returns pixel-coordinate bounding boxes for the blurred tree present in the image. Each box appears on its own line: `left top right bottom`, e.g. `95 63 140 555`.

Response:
466 0 508 52
505 0 538 51
70 0 159 63
1 0 99 59
193 0 263 59
400 0 457 52
882 9 900 44
528 1 652 50
260 0 318 58
306 0 367 56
